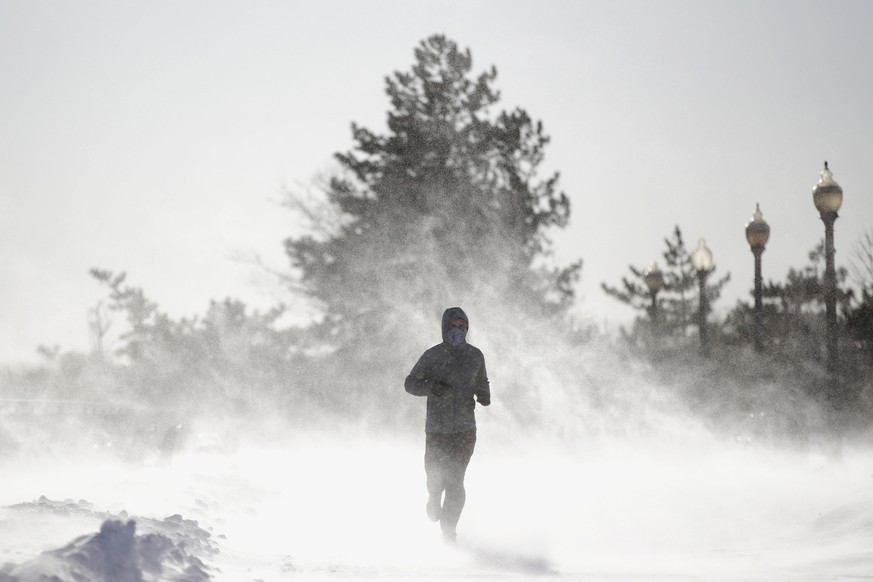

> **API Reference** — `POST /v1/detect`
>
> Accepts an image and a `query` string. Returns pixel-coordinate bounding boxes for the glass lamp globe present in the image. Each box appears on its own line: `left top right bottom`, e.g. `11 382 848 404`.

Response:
813 161 843 215
644 262 664 292
691 239 714 273
745 203 771 250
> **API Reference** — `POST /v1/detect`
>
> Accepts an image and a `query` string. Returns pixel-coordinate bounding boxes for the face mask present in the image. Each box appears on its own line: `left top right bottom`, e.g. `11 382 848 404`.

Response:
447 327 467 347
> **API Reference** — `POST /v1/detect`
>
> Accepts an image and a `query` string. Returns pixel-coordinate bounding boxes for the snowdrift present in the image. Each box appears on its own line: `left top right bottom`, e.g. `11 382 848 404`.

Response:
0 498 215 582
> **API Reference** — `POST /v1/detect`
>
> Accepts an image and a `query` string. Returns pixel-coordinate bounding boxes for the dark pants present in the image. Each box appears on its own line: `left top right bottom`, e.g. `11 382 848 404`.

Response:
424 430 476 536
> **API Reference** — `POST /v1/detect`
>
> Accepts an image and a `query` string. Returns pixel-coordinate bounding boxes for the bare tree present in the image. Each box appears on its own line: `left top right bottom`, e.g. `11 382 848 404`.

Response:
849 227 873 293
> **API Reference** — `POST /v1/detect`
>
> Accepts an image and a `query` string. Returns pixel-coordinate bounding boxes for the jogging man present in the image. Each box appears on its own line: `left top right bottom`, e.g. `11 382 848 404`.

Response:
404 307 491 542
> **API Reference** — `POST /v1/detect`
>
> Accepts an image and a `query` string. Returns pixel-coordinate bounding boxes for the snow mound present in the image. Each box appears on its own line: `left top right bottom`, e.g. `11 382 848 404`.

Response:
0 498 216 582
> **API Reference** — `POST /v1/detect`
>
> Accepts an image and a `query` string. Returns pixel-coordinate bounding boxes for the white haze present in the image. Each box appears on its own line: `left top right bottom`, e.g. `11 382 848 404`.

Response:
3 116 868 579
3 331 873 581
3 2 873 579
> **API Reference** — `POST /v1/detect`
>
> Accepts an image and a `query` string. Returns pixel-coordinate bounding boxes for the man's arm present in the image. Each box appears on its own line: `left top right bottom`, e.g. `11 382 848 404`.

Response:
475 354 491 406
405 354 432 397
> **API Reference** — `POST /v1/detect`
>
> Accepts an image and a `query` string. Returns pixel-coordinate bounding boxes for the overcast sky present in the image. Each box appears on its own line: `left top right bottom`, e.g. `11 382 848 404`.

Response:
2 0 872 364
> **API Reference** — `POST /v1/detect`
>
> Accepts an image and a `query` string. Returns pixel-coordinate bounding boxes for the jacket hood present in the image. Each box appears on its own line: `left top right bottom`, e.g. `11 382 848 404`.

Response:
441 307 469 343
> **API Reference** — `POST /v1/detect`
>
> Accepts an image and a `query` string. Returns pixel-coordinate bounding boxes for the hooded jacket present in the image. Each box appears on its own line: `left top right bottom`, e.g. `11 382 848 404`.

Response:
405 307 491 433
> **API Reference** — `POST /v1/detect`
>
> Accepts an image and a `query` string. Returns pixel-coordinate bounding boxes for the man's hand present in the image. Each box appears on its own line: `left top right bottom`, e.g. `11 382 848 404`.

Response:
476 394 490 406
431 380 451 396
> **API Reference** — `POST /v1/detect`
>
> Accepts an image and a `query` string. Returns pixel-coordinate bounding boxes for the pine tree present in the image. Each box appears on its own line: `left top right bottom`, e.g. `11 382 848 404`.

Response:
284 35 580 351
601 225 730 348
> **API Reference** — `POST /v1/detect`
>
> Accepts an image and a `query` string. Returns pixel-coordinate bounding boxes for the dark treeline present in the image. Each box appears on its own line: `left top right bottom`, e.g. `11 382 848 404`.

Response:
2 36 872 458
602 224 873 434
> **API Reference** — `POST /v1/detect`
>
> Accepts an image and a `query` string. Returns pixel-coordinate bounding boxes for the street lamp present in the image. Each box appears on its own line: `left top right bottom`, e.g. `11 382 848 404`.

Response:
691 239 714 357
643 262 664 328
812 161 843 374
745 203 770 352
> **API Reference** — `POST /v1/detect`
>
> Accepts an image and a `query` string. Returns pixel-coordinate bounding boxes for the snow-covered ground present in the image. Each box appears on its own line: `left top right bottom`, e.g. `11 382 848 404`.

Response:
2 418 873 581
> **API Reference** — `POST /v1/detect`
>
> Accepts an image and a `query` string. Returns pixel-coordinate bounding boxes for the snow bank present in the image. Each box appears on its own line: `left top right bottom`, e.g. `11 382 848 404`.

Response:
0 498 215 582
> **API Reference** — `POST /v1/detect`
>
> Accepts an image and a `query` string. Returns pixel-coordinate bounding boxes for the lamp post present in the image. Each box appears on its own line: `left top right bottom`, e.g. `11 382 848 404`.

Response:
745 204 770 352
812 161 843 374
643 262 664 329
691 239 714 357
